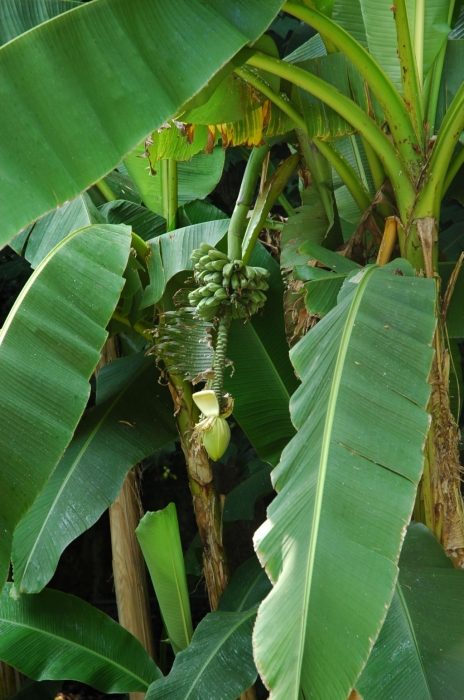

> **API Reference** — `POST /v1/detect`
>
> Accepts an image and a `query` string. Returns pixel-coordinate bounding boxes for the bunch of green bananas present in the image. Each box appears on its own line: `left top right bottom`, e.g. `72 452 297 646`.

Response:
188 243 271 321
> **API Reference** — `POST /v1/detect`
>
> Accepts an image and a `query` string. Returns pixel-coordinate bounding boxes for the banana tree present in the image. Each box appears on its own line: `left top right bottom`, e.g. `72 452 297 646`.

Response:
0 1 463 700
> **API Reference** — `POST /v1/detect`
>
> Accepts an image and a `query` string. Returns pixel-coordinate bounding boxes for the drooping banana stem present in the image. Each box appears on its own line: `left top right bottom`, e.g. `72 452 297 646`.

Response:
213 316 230 408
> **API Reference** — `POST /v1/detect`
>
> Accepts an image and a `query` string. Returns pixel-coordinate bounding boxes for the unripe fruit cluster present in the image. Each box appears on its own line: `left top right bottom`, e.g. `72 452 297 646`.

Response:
188 243 271 321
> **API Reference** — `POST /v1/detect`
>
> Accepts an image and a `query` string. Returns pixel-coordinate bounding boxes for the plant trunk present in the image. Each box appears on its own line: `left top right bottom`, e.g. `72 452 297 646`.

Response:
416 325 464 567
99 339 155 700
167 378 229 610
0 662 21 699
109 469 157 684
410 224 464 567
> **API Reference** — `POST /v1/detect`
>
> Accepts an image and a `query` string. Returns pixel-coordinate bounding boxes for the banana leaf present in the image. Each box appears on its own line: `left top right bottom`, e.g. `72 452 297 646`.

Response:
146 557 270 700
100 200 166 241
11 354 176 595
9 194 103 266
142 219 229 308
333 0 450 90
124 143 225 217
0 0 285 245
223 458 273 522
0 0 79 45
357 522 464 699
253 259 436 700
0 224 131 591
0 585 161 693
136 504 193 654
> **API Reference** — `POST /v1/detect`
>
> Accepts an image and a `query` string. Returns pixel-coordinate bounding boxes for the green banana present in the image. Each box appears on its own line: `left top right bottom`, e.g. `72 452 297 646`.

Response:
200 242 214 253
231 272 241 290
208 249 229 261
205 295 222 307
251 266 270 278
214 288 228 300
222 262 233 278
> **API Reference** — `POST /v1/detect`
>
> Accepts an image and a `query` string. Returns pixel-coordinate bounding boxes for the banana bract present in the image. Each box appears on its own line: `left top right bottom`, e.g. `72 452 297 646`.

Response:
202 417 231 461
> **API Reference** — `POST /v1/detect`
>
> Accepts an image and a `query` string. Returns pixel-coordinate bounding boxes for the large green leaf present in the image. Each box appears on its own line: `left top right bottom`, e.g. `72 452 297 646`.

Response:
0 585 161 693
253 260 436 700
146 556 272 700
436 40 464 131
357 523 464 699
0 224 131 590
9 194 103 267
440 261 464 337
100 199 166 241
0 0 284 245
225 244 298 466
333 0 450 90
280 184 336 269
142 219 229 308
124 143 226 216
223 458 273 522
11 354 176 596
0 0 79 45
218 556 272 613
136 504 193 655
146 609 257 700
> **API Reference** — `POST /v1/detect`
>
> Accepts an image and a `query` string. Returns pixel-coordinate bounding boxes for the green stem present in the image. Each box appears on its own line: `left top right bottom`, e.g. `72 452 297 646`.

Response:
361 137 392 219
239 146 295 216
443 145 464 197
417 82 464 215
245 51 416 221
161 159 169 223
306 133 372 213
395 0 424 145
296 129 334 222
264 218 284 230
227 144 270 260
95 178 117 201
414 0 425 87
361 136 386 193
111 310 153 341
283 1 422 177
167 159 178 231
212 317 230 407
235 65 372 217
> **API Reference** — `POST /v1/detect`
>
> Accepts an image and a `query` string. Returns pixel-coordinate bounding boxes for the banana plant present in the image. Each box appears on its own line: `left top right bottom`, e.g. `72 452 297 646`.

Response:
0 1 463 700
